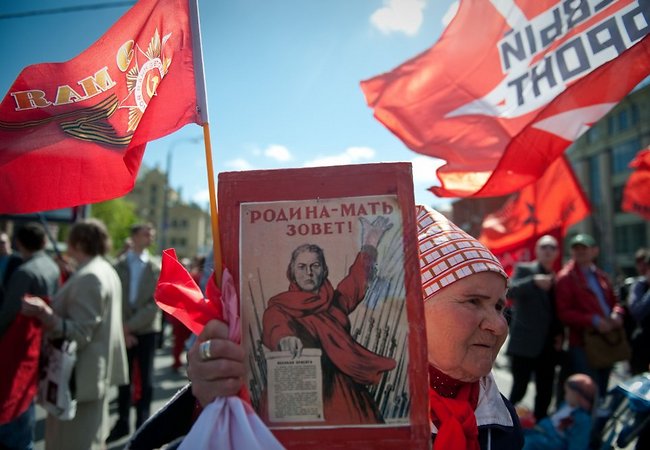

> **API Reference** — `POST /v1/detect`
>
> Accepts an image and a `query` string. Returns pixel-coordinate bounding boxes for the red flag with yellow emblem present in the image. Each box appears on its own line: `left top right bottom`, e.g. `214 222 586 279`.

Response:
0 0 204 214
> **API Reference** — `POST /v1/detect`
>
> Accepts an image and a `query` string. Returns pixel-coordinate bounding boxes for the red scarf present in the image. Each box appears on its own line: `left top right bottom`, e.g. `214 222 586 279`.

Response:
428 365 480 450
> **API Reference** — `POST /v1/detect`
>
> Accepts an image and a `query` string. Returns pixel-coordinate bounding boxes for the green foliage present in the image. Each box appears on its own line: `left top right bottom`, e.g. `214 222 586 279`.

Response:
90 198 140 255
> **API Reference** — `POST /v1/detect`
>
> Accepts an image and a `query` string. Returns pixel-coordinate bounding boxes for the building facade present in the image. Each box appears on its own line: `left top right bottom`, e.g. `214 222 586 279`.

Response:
450 83 650 279
567 82 650 277
126 166 211 259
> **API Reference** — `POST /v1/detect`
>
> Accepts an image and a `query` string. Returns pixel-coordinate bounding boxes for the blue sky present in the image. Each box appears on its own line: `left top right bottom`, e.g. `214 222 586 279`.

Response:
0 0 458 211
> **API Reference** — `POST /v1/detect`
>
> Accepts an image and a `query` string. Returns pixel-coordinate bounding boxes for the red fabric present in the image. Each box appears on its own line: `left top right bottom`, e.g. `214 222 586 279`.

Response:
0 316 42 424
155 250 253 407
622 147 650 220
0 0 201 214
132 358 142 404
171 315 192 368
260 250 395 425
479 156 590 253
360 0 650 198
155 249 222 336
555 260 620 347
428 365 480 450
262 251 396 386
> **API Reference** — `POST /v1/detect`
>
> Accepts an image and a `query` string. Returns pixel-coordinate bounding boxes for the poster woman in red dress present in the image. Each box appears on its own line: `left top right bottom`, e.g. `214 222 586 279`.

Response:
261 216 396 425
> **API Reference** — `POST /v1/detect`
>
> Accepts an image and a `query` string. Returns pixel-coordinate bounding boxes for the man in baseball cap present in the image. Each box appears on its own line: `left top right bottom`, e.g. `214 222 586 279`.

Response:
568 233 596 248
556 231 625 398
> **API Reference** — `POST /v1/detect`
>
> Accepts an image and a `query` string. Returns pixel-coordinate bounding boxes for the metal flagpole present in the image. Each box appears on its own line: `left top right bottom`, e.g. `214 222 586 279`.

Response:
189 0 222 287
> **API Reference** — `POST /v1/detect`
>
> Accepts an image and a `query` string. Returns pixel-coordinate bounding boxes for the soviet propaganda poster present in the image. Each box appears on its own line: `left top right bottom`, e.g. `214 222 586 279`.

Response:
218 163 429 448
240 195 409 427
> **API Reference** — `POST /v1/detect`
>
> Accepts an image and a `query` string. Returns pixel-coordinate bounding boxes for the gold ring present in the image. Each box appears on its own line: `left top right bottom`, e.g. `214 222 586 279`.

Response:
200 340 212 361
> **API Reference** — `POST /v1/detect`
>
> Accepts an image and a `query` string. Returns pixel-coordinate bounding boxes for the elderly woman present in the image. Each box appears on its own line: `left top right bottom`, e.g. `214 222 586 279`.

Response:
21 219 128 450
185 206 523 449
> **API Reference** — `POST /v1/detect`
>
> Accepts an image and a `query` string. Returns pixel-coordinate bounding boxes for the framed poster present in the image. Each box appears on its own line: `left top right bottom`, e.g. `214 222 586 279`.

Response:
218 163 429 449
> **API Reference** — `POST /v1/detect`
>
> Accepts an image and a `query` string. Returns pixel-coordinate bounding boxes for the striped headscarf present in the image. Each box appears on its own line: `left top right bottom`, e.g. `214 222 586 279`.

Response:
416 205 507 301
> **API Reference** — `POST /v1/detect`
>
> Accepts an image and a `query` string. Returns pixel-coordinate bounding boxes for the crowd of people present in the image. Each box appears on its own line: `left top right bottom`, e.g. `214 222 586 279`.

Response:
0 220 203 450
506 235 650 450
0 212 648 450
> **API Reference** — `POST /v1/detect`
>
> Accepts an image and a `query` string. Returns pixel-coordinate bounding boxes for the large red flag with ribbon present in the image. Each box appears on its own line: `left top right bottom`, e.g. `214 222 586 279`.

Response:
361 0 650 198
0 0 204 214
478 156 590 253
622 146 650 220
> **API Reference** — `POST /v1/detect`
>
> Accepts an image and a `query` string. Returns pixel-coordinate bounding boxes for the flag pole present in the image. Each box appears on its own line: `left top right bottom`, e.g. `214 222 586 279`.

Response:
189 0 222 287
203 123 223 287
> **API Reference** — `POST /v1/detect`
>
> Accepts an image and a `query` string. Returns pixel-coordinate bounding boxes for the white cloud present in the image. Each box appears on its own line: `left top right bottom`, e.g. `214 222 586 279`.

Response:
370 0 426 36
264 144 292 162
441 1 459 27
411 155 445 184
225 158 254 171
303 146 376 167
192 188 211 205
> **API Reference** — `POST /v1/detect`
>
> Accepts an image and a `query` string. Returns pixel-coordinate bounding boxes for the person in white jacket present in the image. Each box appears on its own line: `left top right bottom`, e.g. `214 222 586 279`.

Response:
22 219 128 450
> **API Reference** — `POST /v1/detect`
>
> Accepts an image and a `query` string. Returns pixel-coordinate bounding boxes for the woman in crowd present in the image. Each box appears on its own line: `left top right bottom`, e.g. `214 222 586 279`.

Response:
186 206 523 449
21 219 128 450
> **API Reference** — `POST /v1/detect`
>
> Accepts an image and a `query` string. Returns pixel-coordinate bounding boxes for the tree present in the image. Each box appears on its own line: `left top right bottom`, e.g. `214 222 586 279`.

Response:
90 197 140 256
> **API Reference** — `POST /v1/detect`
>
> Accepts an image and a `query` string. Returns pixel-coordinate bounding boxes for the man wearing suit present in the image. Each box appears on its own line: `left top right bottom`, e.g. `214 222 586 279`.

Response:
507 235 564 421
0 223 60 449
108 223 161 441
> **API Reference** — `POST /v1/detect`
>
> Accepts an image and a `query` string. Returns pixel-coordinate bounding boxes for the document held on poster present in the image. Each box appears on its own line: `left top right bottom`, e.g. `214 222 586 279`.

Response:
266 349 324 422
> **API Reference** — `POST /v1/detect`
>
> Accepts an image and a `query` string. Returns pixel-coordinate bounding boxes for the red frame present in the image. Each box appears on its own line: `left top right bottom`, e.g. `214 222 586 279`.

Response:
218 162 429 449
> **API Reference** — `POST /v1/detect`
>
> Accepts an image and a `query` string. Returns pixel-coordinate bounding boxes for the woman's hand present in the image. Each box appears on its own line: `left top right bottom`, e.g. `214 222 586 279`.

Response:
360 216 393 249
21 295 58 331
278 336 303 358
187 319 246 407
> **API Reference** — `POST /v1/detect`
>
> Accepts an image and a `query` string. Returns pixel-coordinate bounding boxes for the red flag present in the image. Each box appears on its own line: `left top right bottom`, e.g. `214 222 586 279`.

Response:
0 0 204 214
155 249 222 335
622 146 650 220
478 156 590 252
361 0 650 197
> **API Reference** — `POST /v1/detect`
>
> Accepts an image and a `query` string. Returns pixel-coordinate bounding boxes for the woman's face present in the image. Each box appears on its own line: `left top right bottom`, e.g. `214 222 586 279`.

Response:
66 240 83 263
293 250 325 293
424 271 508 382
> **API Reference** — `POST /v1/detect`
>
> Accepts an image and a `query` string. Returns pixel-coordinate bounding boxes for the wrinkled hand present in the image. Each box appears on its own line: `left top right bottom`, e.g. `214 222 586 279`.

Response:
609 313 623 329
596 317 614 333
360 216 393 249
533 274 554 291
122 325 138 348
187 319 246 407
278 336 303 358
124 333 138 348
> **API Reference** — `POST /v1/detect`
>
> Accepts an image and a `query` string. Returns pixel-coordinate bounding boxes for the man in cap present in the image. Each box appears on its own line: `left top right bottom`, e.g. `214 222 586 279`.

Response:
555 233 624 398
507 234 564 421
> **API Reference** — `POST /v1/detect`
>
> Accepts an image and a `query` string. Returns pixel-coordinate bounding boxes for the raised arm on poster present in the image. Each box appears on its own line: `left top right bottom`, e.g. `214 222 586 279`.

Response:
262 215 396 424
218 162 430 449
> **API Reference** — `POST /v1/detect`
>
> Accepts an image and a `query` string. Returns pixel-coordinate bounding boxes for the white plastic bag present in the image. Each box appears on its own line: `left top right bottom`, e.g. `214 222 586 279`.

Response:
38 338 77 420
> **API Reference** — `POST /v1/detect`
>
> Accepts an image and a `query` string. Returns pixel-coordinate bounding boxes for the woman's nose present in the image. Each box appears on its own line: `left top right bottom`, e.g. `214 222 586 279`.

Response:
481 310 508 336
